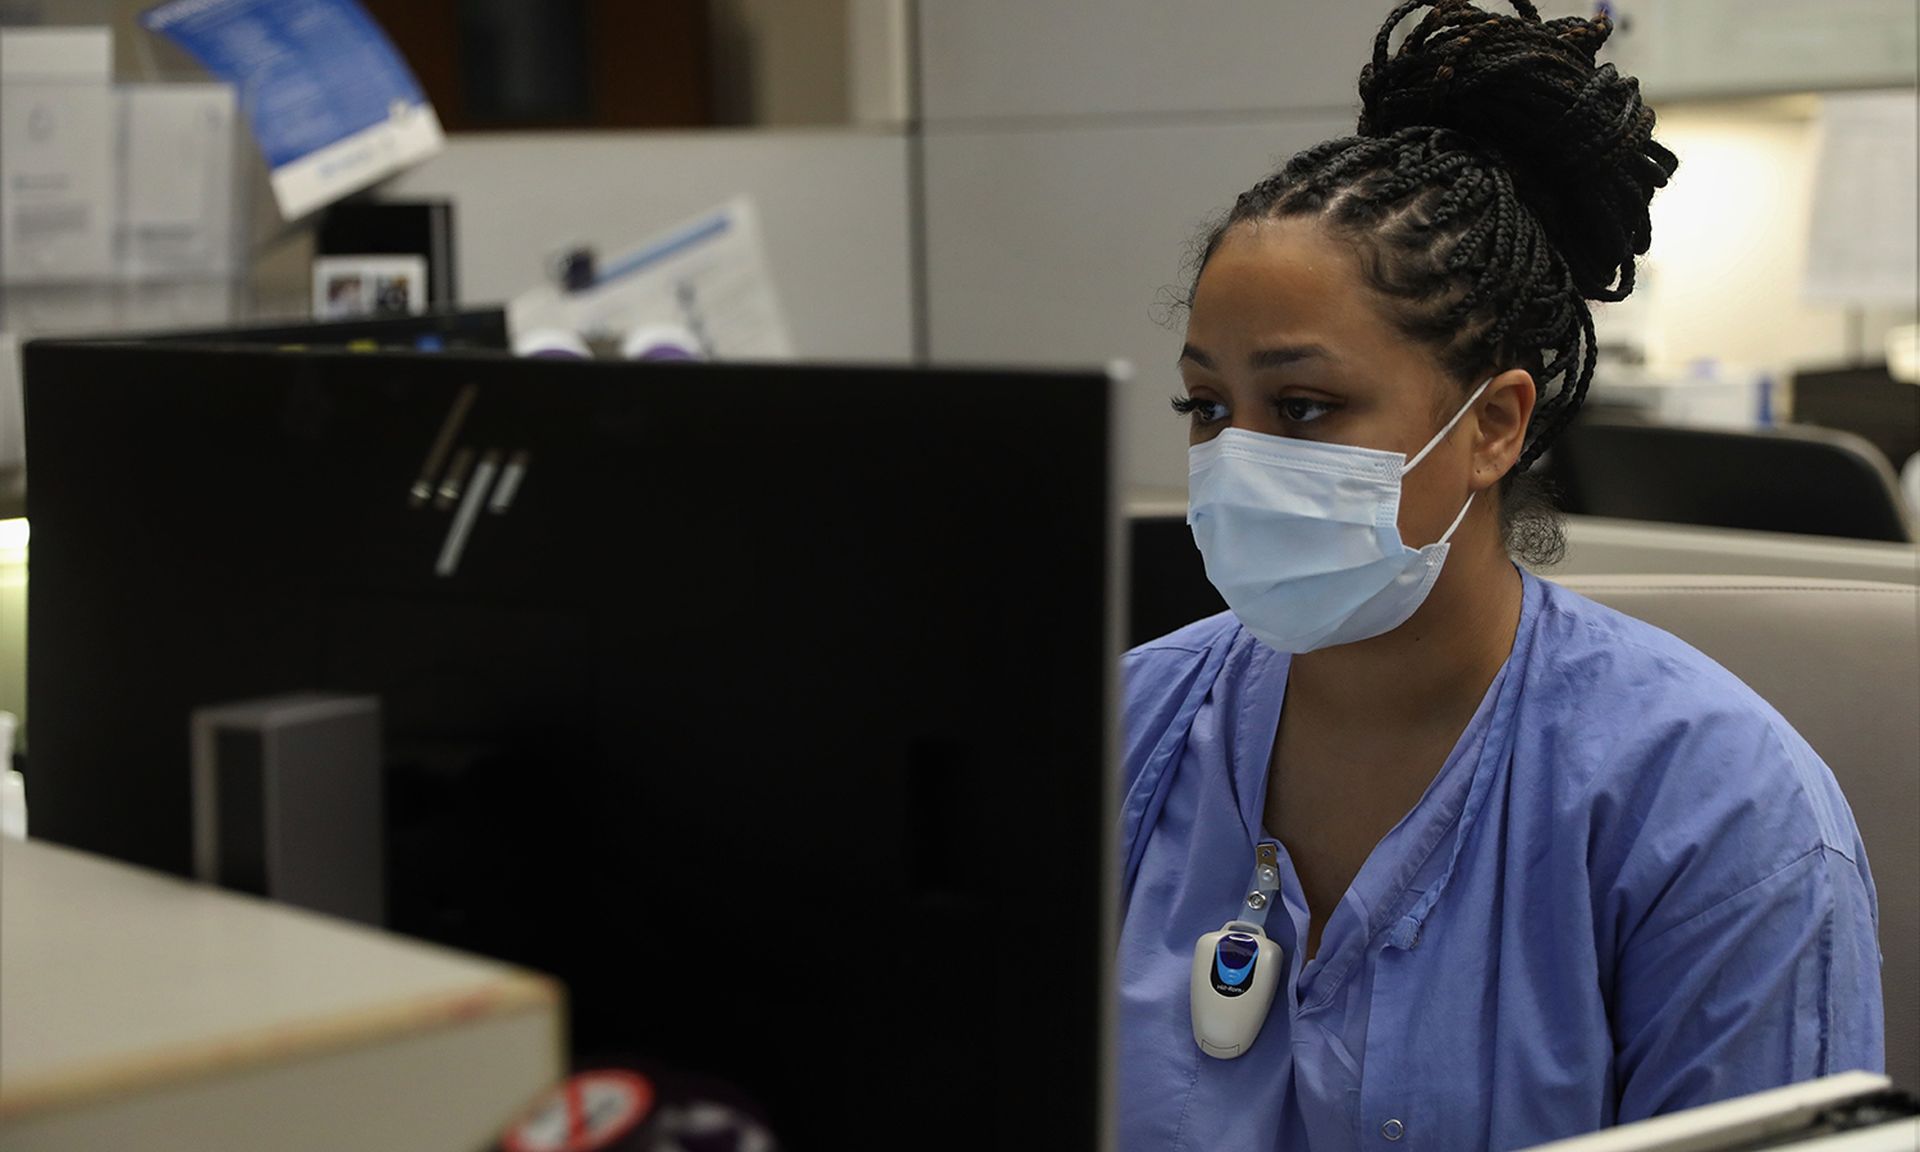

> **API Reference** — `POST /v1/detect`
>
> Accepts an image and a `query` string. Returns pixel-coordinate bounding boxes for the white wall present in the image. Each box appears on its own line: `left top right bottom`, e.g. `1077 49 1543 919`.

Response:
918 0 1370 124
922 114 1352 495
915 0 1605 495
917 0 1393 495
382 130 915 362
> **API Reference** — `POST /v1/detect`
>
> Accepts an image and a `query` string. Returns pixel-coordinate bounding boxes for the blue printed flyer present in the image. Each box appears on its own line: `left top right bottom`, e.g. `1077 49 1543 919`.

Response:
141 0 442 220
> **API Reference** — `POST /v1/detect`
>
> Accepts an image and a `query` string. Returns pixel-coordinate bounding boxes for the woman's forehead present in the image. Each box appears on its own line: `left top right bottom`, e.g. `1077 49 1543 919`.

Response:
1187 219 1388 358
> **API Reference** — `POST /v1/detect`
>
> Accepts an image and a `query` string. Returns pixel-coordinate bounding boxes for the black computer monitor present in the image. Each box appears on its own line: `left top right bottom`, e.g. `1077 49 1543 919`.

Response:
1127 511 1227 648
23 339 1117 1148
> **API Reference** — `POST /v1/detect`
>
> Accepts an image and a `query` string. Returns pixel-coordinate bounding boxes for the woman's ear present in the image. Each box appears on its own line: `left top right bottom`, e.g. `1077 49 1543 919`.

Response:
1472 369 1536 490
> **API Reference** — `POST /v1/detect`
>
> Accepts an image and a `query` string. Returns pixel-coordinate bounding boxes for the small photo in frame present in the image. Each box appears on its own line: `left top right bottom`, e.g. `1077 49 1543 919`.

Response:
313 254 429 320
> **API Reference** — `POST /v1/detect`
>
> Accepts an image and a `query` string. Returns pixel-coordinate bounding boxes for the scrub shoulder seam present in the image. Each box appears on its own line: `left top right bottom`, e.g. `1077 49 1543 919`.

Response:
1627 844 1825 953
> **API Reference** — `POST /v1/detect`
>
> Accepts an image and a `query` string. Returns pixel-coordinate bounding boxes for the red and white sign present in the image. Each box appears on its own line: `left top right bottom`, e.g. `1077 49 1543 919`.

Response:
502 1069 655 1152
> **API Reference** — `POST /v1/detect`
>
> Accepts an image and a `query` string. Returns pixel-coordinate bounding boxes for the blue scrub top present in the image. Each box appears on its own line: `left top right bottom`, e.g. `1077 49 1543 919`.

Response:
1117 571 1883 1151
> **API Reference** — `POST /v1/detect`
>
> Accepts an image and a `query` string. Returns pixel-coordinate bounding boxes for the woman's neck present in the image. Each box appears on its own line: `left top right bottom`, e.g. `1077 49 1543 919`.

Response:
1283 528 1525 734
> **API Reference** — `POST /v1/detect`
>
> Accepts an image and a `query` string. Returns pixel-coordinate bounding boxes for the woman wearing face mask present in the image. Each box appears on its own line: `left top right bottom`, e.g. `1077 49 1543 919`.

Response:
1117 3 1884 1148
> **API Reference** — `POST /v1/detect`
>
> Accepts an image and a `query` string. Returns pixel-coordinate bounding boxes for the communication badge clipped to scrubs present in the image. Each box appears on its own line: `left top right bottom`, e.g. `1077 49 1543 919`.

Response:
1186 377 1493 655
1192 840 1285 1058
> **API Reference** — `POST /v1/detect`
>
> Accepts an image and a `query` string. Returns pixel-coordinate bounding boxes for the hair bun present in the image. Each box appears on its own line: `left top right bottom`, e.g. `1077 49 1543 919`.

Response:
1356 0 1677 301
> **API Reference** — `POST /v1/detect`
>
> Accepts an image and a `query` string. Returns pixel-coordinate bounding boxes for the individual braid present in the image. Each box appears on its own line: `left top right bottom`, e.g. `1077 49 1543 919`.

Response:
1189 0 1677 472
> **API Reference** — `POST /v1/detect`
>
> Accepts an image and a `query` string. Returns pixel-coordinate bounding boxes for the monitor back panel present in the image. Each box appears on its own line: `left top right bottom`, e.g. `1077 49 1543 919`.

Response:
24 342 1115 1147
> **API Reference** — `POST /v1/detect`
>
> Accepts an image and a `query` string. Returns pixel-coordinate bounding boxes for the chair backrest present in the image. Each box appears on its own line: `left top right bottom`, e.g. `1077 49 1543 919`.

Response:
1792 365 1920 479
1560 576 1920 1090
1548 517 1920 585
1551 420 1915 544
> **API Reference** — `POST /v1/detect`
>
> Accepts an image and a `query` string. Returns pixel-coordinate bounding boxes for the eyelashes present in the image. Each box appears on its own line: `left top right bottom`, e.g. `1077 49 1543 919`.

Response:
1170 394 1340 426
1276 396 1337 424
1170 394 1228 425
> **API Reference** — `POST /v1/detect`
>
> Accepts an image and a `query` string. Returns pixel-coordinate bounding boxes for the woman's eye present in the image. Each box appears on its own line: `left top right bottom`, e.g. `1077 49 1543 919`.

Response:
1278 396 1336 424
1170 395 1228 425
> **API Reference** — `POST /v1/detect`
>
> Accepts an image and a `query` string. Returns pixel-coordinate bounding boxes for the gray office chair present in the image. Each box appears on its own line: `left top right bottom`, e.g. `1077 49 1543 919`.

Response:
1792 365 1920 480
1562 576 1920 1089
1548 419 1916 543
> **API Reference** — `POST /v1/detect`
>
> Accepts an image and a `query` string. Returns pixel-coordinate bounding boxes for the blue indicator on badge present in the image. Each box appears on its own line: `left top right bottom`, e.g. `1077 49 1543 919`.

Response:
1214 933 1259 988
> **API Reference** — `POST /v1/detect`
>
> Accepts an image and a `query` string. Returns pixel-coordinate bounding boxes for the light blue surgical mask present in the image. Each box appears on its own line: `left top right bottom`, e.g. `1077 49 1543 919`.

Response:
1186 378 1492 655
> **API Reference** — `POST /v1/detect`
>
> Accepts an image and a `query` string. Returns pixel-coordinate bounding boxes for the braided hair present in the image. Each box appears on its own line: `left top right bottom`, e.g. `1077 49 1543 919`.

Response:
1189 0 1677 558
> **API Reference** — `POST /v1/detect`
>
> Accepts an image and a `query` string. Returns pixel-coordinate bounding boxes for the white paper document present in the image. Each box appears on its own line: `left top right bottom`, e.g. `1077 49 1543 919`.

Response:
142 0 444 221
509 197 795 360
0 28 116 284
1805 90 1919 305
118 83 239 280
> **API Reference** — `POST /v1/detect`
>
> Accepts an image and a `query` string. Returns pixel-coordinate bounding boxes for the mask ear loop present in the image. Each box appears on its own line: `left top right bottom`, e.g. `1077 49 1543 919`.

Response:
1437 490 1477 545
1403 376 1495 547
1402 376 1495 475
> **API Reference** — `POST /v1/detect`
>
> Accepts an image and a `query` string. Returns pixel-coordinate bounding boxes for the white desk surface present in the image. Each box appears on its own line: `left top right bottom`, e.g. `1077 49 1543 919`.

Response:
0 838 563 1145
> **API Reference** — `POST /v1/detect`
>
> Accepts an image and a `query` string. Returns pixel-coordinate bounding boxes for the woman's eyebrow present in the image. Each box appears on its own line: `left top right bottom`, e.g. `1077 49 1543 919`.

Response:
1177 343 1215 370
1247 344 1330 370
1177 343 1332 371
